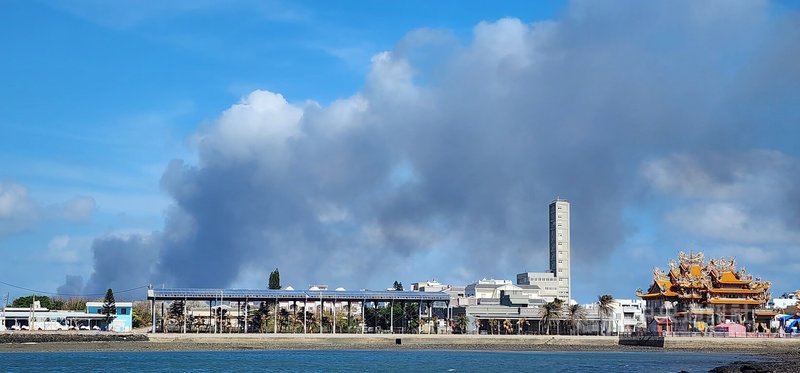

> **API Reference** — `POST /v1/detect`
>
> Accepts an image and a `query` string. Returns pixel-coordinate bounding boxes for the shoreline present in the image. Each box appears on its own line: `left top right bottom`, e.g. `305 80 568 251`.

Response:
2 333 796 372
1 332 798 354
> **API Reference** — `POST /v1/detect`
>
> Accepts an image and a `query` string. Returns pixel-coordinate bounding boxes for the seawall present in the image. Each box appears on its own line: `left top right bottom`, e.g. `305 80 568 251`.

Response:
0 332 147 344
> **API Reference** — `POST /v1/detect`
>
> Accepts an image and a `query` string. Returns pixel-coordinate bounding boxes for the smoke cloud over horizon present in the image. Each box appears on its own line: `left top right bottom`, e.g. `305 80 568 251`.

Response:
69 1 800 300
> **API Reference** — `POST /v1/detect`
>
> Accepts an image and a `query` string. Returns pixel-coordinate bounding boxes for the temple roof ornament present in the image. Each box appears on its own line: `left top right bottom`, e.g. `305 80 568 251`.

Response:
638 250 771 307
653 267 667 280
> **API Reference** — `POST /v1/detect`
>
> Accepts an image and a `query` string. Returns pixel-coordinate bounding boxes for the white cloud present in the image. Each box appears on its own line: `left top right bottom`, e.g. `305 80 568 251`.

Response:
0 181 40 236
195 90 304 165
46 235 92 264
57 196 97 223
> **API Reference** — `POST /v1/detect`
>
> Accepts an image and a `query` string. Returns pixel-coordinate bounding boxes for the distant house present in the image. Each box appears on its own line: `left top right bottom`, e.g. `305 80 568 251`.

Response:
86 302 133 332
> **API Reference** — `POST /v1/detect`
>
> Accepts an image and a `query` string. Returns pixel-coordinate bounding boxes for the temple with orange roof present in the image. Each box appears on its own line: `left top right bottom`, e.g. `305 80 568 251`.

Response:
636 251 775 334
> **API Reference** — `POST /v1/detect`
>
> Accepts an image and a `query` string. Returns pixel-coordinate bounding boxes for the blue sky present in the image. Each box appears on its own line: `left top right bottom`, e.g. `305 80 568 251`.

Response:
1 0 799 303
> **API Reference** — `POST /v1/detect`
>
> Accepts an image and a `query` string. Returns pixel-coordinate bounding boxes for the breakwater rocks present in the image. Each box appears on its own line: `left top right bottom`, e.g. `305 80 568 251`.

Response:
0 332 148 344
709 360 798 373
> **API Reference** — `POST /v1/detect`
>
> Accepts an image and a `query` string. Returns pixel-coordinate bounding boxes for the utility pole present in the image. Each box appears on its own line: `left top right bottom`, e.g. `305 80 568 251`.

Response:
31 294 36 331
1 293 7 330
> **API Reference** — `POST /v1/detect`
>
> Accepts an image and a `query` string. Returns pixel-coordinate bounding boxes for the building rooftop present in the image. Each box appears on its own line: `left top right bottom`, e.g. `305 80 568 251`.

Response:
148 288 449 302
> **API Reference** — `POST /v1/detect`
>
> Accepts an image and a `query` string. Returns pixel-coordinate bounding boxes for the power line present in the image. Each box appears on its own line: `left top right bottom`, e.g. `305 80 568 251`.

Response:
0 280 148 298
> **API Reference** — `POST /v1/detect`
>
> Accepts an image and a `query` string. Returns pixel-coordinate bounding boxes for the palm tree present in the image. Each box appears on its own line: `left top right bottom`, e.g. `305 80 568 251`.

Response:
567 304 586 335
454 314 468 334
552 298 564 335
540 301 561 335
597 294 616 336
502 319 513 335
488 319 499 335
518 317 527 335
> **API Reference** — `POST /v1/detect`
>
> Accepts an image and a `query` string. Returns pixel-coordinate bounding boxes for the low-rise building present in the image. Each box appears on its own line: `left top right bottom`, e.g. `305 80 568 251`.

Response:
768 291 799 311
86 302 133 332
579 299 646 335
1 301 133 332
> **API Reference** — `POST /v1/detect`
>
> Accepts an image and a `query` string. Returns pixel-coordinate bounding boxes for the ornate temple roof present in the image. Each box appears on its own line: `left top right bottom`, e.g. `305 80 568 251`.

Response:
636 251 771 307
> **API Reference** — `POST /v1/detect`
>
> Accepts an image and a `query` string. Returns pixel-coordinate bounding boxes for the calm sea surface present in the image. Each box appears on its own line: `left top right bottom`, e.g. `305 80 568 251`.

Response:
0 350 747 372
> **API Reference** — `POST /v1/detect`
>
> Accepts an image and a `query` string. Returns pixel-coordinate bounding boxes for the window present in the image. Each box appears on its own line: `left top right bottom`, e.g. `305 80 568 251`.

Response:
119 308 127 315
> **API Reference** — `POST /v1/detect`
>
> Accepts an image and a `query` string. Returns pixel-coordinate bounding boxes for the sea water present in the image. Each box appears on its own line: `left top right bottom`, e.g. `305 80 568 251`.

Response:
0 350 747 372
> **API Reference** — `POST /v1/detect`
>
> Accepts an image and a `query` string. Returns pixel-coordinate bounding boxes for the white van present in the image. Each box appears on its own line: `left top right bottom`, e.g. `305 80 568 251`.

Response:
33 321 67 331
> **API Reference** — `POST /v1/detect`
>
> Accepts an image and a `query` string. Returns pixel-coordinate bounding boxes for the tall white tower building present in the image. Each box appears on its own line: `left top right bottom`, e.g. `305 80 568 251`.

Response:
549 199 571 301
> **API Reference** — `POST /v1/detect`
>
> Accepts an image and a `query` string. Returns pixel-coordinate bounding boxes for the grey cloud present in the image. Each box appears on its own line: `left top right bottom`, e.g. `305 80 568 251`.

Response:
56 275 85 297
83 233 161 296
641 150 800 290
74 1 800 298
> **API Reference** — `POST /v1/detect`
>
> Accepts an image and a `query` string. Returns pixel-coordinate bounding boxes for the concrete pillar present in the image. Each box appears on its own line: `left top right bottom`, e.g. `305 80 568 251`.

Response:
303 297 308 334
418 302 422 334
428 301 432 334
183 299 187 334
347 301 352 334
161 301 165 334
150 298 156 333
390 299 394 334
332 298 336 334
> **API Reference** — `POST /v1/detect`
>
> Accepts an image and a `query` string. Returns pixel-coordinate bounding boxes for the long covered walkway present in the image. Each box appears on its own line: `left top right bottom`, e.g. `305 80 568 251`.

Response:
147 288 450 334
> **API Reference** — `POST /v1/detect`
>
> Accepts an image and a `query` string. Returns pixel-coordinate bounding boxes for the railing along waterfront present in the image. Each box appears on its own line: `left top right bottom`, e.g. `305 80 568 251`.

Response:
621 331 800 338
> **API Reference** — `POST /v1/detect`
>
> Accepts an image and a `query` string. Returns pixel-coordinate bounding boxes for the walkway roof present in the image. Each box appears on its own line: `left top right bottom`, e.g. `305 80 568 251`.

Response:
148 288 449 302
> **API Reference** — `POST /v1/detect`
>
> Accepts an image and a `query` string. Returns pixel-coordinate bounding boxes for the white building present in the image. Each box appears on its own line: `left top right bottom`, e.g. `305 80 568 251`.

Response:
580 299 646 335
550 199 571 301
465 279 514 300
411 281 448 292
768 292 798 310
516 272 560 302
515 198 571 303
411 280 468 307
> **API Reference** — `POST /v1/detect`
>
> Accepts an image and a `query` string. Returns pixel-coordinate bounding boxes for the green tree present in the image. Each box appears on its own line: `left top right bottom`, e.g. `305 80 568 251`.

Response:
132 301 152 328
102 288 117 327
454 314 469 334
268 268 281 290
12 295 53 309
393 281 403 291
252 302 270 332
597 294 616 336
169 300 185 330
